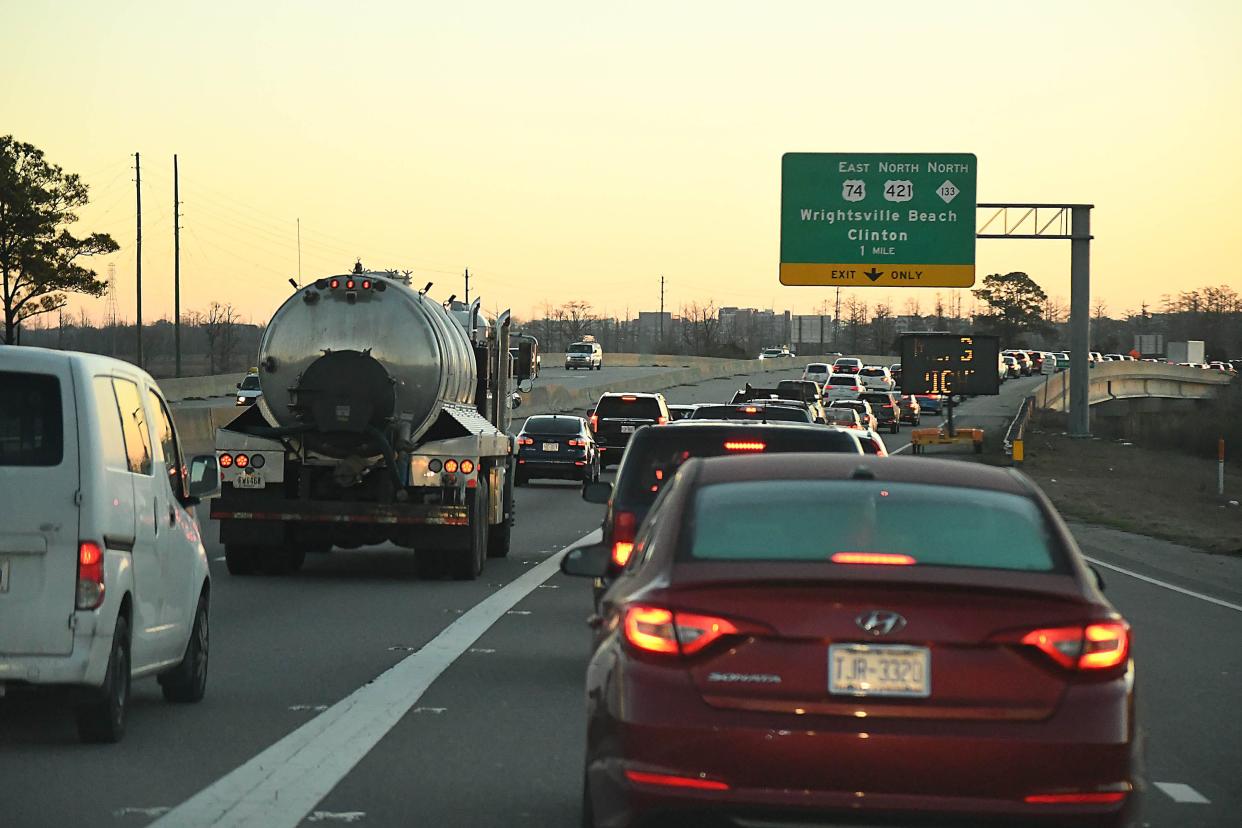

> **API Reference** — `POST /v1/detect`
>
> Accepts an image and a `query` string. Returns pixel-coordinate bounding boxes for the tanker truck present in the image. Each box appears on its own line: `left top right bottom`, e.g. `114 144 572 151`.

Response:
210 264 533 580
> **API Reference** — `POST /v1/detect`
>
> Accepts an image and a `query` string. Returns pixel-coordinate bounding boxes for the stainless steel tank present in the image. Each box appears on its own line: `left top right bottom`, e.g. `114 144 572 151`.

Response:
256 272 478 456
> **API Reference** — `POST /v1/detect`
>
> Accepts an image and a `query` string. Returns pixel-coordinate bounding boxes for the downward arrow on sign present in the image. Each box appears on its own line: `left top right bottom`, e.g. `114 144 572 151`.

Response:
864 268 884 282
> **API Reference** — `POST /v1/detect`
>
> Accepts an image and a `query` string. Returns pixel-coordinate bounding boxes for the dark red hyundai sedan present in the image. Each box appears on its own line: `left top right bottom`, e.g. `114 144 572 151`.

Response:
562 454 1137 827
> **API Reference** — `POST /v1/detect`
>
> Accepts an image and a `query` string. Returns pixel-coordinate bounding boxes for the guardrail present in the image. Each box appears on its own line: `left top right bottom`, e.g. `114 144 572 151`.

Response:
1004 395 1036 458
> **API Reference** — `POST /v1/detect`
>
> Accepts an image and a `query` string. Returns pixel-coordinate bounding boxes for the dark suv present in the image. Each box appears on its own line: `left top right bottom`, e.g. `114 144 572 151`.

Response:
582 420 864 605
859 390 902 433
589 392 670 467
515 415 599 484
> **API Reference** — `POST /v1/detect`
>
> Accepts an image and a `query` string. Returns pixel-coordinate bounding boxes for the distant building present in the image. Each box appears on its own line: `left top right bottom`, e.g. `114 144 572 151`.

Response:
790 314 833 354
637 311 672 352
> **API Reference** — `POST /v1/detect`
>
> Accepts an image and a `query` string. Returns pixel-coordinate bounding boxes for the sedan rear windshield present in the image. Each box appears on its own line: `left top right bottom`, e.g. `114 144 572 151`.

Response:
691 405 810 423
596 395 662 419
687 480 1058 572
616 429 861 507
0 371 64 467
523 416 582 436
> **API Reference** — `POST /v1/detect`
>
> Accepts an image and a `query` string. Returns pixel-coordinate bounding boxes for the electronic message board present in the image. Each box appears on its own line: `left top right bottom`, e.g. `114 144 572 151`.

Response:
900 333 1000 397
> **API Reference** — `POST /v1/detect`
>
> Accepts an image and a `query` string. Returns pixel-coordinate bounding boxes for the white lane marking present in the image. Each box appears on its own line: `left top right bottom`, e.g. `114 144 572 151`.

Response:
412 706 446 714
114 807 171 818
288 705 329 712
1154 782 1211 804
151 529 594 828
469 647 496 654
307 813 366 823
1085 557 1242 614
891 441 912 454
506 609 532 615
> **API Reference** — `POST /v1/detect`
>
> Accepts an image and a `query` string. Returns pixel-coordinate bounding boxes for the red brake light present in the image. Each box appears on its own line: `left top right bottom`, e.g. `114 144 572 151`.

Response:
362 280 371 289
218 453 233 468
566 439 582 447
460 460 476 474
724 440 766 452
624 770 730 792
76 541 105 609
623 606 678 653
346 279 355 290
589 413 598 431
235 453 249 468
656 416 667 425
622 605 742 656
1019 621 1130 670
1024 792 1127 804
831 552 917 566
611 510 638 566
621 395 638 402
742 406 759 414
444 459 459 473
519 437 534 445
330 279 339 289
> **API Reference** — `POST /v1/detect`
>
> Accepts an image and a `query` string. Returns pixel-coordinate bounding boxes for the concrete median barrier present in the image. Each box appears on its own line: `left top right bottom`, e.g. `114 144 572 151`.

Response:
172 404 239 455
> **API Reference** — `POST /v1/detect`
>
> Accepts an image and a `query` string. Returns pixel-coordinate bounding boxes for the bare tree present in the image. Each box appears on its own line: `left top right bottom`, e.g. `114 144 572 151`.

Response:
870 302 895 353
844 296 868 353
559 300 597 344
202 302 239 374
679 301 720 356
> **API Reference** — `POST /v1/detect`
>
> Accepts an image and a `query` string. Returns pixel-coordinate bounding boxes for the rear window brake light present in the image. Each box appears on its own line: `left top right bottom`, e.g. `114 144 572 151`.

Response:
724 441 766 452
831 552 917 565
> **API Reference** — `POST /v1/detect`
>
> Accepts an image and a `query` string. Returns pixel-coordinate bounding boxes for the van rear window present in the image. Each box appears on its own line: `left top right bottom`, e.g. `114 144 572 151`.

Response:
0 371 63 467
687 480 1057 572
596 395 662 419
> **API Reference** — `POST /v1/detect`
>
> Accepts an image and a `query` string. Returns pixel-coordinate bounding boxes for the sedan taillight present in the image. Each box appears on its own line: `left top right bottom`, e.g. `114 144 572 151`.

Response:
1018 621 1130 670
622 605 742 656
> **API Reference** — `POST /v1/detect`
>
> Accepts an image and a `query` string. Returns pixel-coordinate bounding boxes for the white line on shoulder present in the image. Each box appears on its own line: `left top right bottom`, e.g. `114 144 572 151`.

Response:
1153 782 1211 804
1085 557 1242 614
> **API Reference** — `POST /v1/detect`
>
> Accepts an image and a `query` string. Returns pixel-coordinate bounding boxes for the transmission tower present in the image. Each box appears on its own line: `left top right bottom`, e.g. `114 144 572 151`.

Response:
105 263 119 326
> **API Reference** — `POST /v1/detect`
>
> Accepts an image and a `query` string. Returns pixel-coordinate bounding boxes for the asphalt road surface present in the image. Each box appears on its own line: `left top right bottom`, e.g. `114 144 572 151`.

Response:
2 368 1238 827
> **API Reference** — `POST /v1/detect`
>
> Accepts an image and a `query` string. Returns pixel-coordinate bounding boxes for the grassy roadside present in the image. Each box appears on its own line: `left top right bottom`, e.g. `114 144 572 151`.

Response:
1013 424 1242 555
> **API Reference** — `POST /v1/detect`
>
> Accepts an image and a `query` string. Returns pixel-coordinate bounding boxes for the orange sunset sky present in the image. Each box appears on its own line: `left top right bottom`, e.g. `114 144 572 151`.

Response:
4 0 1241 327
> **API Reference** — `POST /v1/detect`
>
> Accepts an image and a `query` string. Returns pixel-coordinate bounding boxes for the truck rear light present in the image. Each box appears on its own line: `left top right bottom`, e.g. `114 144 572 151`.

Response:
428 459 443 472
346 279 356 290
218 453 234 468
444 459 459 473
250 453 266 469
361 279 371 289
235 453 249 468
76 541 105 610
724 441 766 452
460 460 476 474
611 510 638 566
330 279 340 289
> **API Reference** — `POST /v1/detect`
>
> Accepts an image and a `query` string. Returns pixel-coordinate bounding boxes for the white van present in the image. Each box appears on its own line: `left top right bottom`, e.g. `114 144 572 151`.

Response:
0 348 220 742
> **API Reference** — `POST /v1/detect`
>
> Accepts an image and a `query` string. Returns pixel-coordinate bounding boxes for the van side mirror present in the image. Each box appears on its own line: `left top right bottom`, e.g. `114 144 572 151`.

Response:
561 543 611 578
518 378 533 393
582 481 612 504
236 382 241 389
510 392 523 410
187 455 221 500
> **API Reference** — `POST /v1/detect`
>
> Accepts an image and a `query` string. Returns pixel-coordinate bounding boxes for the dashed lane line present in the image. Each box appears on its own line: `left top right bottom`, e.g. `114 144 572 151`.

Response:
151 529 597 828
1153 782 1211 804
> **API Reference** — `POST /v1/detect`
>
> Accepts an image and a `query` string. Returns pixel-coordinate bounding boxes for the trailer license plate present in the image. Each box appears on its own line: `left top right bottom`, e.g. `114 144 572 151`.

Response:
542 442 559 452
621 426 636 433
0 559 9 592
828 644 930 698
234 473 265 489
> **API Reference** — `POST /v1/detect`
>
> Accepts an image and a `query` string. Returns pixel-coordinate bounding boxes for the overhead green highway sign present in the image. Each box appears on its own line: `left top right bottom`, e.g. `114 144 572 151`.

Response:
780 152 977 288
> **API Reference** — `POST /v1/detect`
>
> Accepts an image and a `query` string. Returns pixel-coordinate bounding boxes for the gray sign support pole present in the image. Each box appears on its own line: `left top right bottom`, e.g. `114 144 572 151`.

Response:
1068 206 1092 437
976 203 1094 437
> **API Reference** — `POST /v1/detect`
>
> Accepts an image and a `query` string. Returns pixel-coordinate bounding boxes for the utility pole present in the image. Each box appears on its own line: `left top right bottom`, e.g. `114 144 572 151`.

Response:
297 218 302 286
832 286 842 349
173 154 182 377
659 275 665 343
464 267 470 304
134 152 143 368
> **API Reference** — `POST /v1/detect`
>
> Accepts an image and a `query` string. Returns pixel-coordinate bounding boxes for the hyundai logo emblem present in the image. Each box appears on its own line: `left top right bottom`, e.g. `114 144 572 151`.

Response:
855 610 907 636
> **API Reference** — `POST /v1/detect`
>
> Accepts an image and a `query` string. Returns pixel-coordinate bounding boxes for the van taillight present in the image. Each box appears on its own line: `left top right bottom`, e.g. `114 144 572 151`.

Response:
611 511 638 566
589 413 599 431
76 541 105 610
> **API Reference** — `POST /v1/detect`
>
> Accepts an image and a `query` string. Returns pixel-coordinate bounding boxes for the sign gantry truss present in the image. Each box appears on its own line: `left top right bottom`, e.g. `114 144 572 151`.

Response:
976 203 1093 241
